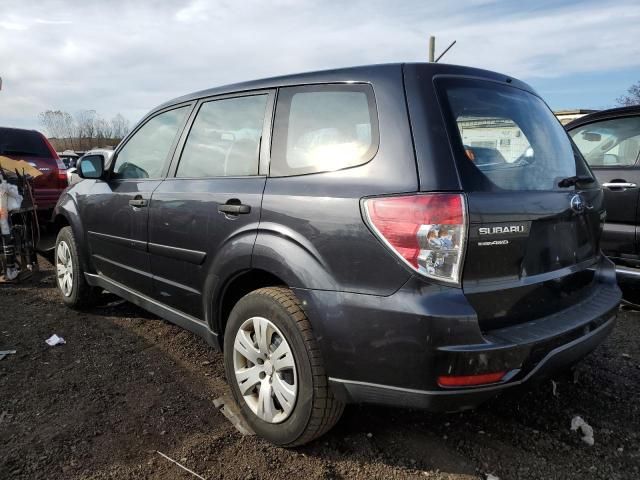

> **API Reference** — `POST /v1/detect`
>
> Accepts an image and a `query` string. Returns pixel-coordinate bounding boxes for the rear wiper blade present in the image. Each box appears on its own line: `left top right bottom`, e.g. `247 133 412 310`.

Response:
558 175 595 188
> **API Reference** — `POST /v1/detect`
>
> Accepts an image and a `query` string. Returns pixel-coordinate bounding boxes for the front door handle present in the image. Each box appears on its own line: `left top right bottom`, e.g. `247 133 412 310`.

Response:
129 195 148 208
602 182 637 190
218 202 251 215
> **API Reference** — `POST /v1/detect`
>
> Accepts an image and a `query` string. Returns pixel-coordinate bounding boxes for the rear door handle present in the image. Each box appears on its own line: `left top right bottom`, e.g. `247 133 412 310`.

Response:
129 196 148 208
218 203 251 215
602 182 637 190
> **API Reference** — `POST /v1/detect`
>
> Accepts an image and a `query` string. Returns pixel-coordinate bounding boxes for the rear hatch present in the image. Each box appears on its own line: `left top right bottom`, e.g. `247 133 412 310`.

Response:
413 71 604 331
0 127 67 210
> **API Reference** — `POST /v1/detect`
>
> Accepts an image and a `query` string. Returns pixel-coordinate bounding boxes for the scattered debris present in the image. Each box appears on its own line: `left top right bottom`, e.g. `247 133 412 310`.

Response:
156 451 206 480
551 380 558 396
0 410 10 423
213 395 254 436
621 353 631 359
486 473 500 480
366 432 373 438
45 334 65 346
571 416 595 446
0 349 16 361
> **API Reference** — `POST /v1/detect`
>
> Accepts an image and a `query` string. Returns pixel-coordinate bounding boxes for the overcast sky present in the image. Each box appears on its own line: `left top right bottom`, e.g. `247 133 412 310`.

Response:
1 0 639 131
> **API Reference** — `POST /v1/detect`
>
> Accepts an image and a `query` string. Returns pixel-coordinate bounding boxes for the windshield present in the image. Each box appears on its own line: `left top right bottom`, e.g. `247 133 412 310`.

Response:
437 78 591 191
0 128 51 158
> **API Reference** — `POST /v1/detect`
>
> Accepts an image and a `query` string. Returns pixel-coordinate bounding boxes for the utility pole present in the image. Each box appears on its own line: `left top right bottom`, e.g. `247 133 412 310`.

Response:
429 36 457 63
428 36 435 62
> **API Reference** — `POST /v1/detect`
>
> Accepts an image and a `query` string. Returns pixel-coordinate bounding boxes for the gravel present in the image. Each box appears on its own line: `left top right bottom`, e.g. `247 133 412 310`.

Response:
1 258 639 479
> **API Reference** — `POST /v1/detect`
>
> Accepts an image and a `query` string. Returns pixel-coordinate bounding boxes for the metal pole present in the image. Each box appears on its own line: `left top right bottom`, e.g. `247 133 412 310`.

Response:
429 36 435 62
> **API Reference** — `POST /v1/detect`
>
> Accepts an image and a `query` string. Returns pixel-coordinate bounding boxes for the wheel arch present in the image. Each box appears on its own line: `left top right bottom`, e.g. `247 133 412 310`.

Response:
213 268 287 346
53 194 93 273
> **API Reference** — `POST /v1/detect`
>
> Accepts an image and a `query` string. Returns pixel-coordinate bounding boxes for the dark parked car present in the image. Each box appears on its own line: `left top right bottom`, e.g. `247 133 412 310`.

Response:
0 127 68 219
566 106 640 280
53 63 621 446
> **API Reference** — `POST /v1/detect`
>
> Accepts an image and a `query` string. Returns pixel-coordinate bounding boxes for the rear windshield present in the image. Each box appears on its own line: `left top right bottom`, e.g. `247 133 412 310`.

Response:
0 128 51 158
436 78 590 191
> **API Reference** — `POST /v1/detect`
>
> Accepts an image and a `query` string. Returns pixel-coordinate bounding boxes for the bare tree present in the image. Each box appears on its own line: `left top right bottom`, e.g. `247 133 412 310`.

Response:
111 113 130 140
75 110 97 148
38 109 130 151
617 81 640 106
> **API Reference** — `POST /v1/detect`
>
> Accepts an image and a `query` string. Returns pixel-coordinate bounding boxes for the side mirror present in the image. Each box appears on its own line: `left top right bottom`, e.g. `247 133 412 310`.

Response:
77 154 105 179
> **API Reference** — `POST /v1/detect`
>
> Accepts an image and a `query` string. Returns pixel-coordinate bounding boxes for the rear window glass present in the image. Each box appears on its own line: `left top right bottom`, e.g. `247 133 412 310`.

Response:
437 79 590 191
0 128 51 158
270 84 378 176
569 116 640 167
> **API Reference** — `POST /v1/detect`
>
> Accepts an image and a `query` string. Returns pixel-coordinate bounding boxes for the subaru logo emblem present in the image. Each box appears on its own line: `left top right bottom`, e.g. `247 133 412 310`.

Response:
570 194 585 213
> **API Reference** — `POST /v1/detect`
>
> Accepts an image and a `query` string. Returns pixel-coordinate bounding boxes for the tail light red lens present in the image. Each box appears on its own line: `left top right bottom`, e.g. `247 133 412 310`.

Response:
363 193 467 284
56 159 68 188
437 371 506 388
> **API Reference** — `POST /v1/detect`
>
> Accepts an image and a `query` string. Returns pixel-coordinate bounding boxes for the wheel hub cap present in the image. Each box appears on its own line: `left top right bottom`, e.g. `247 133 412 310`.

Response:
233 316 298 423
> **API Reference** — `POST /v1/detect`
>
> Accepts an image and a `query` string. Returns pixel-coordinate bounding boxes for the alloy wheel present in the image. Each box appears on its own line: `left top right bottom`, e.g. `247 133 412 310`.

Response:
56 241 73 297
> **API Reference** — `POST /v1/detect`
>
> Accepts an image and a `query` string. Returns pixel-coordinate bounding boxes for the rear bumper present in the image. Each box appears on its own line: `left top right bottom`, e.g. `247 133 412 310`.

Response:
293 256 620 412
329 311 615 411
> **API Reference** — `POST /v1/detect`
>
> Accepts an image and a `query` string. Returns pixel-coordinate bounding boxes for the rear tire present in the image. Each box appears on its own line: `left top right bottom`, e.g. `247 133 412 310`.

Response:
224 287 344 446
54 226 101 309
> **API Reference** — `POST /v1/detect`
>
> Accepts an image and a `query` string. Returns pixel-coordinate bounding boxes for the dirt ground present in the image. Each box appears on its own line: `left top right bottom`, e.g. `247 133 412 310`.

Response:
1 258 639 480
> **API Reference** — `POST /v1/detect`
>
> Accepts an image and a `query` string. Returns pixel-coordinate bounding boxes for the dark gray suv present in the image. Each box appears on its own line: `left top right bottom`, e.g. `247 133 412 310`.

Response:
53 63 621 446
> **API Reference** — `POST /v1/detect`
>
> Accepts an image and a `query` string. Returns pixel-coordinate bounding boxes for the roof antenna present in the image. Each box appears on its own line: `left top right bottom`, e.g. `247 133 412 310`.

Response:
429 36 457 63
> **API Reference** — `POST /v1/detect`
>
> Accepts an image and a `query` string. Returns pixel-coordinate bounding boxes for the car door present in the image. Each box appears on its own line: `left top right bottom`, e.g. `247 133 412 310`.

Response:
80 105 192 295
568 114 640 259
147 91 274 319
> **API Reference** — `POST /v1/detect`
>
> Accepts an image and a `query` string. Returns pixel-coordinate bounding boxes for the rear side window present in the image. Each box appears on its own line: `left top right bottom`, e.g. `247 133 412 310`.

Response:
437 78 590 191
569 116 640 167
177 94 268 178
113 106 190 180
0 128 51 158
270 84 378 177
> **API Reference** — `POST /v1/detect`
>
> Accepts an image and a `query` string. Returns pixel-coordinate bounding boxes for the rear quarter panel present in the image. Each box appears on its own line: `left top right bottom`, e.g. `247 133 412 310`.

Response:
253 66 418 295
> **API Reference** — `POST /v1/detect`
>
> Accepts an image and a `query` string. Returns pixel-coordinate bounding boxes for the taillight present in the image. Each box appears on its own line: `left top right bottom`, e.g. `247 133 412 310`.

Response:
363 193 467 284
56 159 68 188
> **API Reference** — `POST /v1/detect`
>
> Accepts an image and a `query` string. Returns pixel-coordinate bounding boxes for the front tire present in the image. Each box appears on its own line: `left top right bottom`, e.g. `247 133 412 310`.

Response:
55 226 101 309
224 287 344 446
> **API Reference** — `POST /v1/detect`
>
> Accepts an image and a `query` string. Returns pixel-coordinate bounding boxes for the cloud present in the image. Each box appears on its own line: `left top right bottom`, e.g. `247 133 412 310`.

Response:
0 0 639 130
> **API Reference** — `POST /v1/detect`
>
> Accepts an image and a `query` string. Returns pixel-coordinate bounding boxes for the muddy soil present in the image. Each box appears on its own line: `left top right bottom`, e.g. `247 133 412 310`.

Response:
1 259 639 479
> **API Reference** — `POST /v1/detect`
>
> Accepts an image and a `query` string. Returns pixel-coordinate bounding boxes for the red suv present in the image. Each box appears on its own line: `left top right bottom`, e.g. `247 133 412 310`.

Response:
0 127 68 220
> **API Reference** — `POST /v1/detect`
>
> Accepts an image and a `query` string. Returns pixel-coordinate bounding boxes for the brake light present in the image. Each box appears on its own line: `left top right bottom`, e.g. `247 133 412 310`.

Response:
438 371 506 387
363 193 467 284
57 162 68 188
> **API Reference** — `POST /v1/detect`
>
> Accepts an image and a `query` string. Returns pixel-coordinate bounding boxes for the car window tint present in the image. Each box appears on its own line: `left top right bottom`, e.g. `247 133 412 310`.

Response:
271 84 378 176
177 95 267 178
113 106 189 179
569 116 640 167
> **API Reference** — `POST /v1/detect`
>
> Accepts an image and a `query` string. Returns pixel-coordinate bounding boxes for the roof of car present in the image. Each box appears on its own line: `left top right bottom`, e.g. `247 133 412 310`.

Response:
565 105 640 130
155 62 536 113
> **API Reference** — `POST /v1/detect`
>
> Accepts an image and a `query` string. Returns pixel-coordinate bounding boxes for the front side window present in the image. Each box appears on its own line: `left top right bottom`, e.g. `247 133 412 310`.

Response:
569 116 640 167
176 94 268 178
437 79 590 191
113 106 190 179
271 84 378 177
